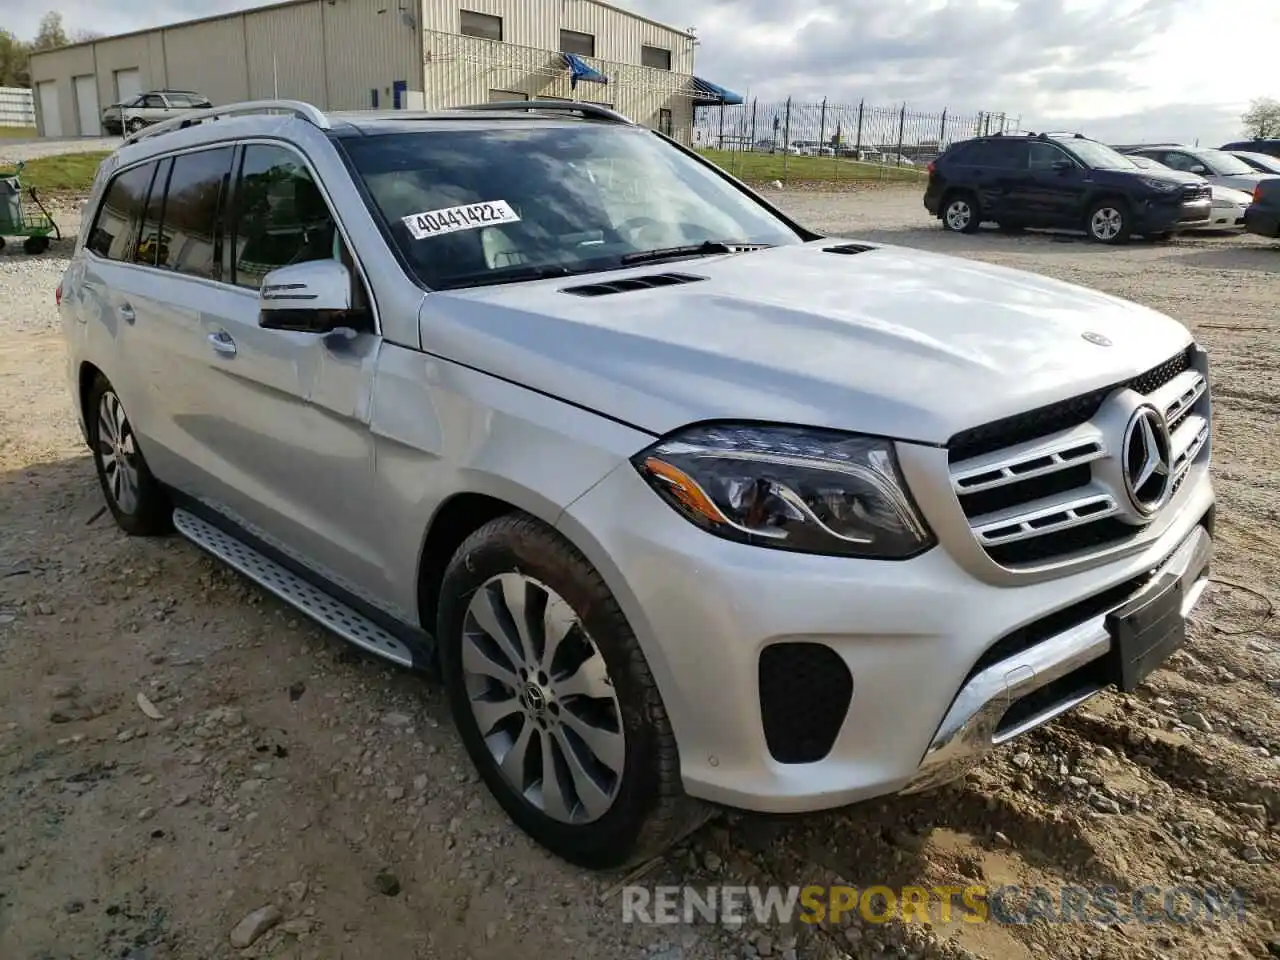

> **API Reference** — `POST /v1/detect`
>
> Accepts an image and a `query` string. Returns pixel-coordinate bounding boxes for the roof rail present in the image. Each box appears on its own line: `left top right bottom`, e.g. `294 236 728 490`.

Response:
451 100 634 125
124 99 330 145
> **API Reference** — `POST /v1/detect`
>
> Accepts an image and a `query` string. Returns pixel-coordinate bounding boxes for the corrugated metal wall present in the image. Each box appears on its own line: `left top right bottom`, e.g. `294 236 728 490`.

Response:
245 4 327 105
26 0 701 137
162 18 251 104
421 29 696 141
421 0 694 71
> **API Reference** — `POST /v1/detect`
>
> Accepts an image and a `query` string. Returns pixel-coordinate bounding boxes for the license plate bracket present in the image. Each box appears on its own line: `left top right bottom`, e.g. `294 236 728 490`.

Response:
1106 573 1187 693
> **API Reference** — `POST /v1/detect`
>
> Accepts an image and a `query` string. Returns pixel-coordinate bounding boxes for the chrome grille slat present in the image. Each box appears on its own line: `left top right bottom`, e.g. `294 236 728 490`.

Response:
948 347 1209 568
972 491 1119 546
951 423 1106 494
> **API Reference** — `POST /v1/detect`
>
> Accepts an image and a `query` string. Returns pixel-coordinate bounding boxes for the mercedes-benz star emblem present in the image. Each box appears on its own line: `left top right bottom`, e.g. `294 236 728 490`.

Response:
1081 331 1112 347
1121 405 1172 515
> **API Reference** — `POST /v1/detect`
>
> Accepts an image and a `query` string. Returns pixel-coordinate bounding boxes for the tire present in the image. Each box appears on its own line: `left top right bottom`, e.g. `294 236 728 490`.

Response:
126 118 145 134
23 236 49 255
437 513 708 870
86 375 172 536
0 236 5 252
1086 199 1131 244
941 192 981 233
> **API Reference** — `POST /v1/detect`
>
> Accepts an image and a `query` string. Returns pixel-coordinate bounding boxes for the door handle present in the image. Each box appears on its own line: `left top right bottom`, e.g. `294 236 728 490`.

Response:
118 303 135 323
207 331 237 356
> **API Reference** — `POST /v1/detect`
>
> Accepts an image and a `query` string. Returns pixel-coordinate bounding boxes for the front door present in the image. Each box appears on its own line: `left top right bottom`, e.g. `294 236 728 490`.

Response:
179 142 391 609
1012 141 1086 226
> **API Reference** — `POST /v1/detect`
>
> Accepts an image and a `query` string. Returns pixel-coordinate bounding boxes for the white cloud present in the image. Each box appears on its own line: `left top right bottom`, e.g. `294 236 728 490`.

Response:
10 0 1279 145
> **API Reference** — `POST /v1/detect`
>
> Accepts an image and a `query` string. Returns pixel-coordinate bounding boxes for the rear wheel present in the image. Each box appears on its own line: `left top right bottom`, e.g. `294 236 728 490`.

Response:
125 118 145 134
1087 200 1131 244
941 193 981 233
86 375 172 536
437 513 708 869
23 236 49 255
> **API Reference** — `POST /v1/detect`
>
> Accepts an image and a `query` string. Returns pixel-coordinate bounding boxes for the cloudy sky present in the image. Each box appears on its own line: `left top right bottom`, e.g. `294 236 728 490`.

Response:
9 0 1279 145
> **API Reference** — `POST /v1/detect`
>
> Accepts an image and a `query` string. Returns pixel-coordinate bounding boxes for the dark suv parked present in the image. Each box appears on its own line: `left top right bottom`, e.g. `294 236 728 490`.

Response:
1220 139 1280 159
924 132 1212 243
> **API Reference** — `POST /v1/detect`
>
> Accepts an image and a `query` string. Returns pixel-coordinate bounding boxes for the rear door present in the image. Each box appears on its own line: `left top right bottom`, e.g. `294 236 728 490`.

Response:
951 139 1019 220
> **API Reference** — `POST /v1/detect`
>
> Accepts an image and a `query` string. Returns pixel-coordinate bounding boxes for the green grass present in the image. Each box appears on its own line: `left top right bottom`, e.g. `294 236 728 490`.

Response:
8 151 110 194
0 126 37 139
696 148 927 184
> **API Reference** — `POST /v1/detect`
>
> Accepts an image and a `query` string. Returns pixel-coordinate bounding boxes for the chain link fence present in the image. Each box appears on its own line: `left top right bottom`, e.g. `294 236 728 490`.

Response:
693 98 1021 184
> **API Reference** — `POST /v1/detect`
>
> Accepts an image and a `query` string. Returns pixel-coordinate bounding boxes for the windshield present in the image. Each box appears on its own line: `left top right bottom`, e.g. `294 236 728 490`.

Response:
1062 139 1136 170
1197 149 1259 176
1237 151 1280 173
341 125 805 290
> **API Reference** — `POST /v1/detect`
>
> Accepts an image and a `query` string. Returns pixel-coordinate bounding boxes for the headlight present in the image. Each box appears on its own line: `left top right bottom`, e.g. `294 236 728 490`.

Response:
632 423 935 559
1139 177 1180 193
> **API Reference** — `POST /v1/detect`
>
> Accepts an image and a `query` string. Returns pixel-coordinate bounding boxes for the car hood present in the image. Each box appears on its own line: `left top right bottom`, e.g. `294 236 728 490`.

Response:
1108 166 1204 187
1211 184 1253 203
1210 171 1275 192
418 241 1193 444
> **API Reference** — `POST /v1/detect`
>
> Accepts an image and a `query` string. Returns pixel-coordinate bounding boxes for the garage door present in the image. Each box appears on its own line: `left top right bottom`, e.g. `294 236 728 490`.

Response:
74 75 100 135
114 68 141 104
37 81 61 137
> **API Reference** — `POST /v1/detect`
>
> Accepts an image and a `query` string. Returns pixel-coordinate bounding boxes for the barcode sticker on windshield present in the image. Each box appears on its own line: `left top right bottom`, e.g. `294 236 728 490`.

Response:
402 201 520 239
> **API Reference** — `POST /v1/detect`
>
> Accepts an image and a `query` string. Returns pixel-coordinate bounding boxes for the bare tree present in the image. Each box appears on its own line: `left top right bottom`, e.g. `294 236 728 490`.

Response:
31 11 69 52
1242 97 1280 139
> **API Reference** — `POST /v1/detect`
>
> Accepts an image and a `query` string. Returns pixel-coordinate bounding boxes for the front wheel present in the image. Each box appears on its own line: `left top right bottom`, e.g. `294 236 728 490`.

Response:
23 236 49 255
941 193 981 233
125 118 145 134
437 513 707 869
1087 200 1131 244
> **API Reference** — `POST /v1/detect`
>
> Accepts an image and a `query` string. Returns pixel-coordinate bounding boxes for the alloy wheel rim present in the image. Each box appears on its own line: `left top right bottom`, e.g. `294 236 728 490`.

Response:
97 391 140 514
461 573 626 824
1092 208 1122 240
945 201 972 230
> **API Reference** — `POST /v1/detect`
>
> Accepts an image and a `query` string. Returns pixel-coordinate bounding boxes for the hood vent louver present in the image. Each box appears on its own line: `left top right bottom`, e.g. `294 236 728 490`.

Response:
823 243 875 255
562 272 706 297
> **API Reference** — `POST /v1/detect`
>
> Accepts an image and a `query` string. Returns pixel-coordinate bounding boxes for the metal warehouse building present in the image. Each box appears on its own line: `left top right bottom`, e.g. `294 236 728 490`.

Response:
27 0 741 142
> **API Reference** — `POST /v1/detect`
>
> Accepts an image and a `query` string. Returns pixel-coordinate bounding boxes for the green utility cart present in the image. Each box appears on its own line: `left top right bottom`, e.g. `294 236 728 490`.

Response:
0 161 60 255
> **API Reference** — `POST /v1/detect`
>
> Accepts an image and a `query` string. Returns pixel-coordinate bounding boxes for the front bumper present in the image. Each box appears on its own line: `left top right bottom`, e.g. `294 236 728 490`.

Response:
1137 198 1211 234
901 522 1210 793
558 458 1214 814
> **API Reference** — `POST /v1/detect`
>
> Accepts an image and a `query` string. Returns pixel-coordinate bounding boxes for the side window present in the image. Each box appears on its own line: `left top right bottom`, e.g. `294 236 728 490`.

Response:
1027 142 1072 170
962 140 1020 168
231 144 338 290
1159 152 1196 172
135 157 172 266
142 94 166 108
160 147 234 281
87 161 157 262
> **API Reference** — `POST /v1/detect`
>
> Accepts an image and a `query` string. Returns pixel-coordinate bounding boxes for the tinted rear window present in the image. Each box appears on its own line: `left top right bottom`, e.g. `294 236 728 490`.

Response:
87 162 157 262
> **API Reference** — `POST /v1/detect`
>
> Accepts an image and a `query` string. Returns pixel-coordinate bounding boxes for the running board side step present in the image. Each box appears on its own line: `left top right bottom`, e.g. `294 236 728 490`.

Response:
173 508 416 668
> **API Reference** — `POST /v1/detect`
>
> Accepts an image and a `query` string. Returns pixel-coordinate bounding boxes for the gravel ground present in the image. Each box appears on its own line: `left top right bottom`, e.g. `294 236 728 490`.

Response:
0 136 123 164
1 188 1277 960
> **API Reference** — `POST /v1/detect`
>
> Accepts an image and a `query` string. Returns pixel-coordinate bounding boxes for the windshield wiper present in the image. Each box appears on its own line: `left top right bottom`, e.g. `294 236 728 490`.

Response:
619 240 772 266
437 262 592 290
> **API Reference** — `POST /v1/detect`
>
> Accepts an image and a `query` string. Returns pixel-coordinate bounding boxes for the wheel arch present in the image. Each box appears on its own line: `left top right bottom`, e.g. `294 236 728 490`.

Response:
77 360 105 441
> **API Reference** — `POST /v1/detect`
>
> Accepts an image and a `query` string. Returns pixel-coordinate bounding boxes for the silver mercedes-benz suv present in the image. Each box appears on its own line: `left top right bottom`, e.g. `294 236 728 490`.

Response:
59 99 1214 869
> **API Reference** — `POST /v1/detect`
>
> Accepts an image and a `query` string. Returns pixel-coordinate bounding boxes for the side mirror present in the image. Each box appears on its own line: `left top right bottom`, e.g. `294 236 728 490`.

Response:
1189 164 1207 175
1051 159 1073 172
258 260 364 334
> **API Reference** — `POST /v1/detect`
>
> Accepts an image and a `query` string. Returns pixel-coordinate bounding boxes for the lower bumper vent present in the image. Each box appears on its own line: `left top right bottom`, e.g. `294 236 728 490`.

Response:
759 643 853 764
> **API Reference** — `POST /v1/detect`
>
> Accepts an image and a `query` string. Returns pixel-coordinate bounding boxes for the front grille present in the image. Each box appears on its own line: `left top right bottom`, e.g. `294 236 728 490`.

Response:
1181 184 1211 202
759 643 853 764
948 346 1210 569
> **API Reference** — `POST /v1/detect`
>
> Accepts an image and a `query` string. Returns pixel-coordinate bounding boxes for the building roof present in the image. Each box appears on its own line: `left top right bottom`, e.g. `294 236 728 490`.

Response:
28 0 695 57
